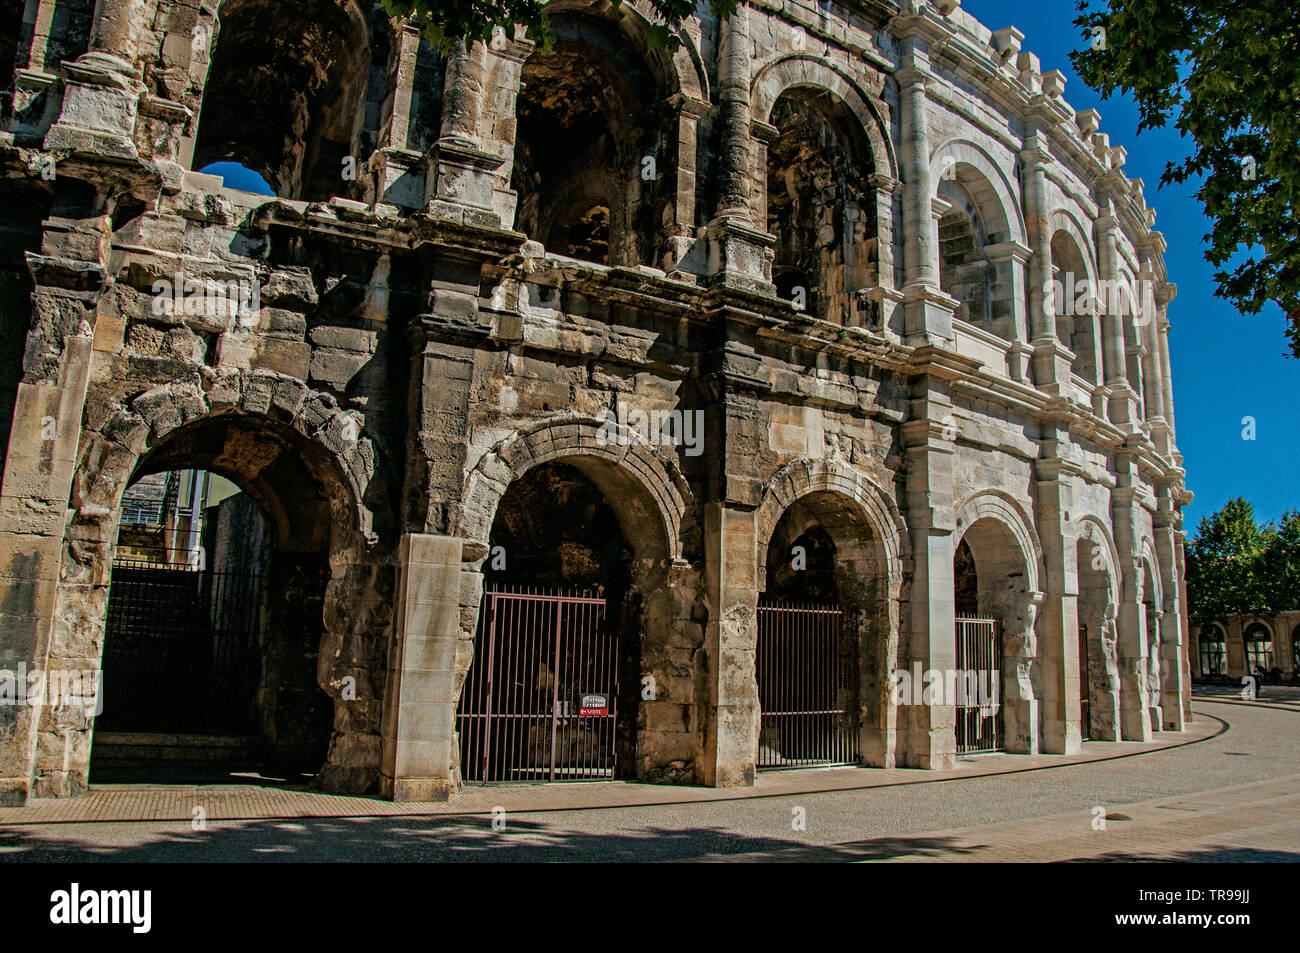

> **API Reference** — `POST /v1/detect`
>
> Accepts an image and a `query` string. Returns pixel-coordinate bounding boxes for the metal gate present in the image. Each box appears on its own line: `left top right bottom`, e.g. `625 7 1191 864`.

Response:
457 586 618 783
756 600 859 769
1078 624 1091 741
100 551 263 733
954 617 1002 754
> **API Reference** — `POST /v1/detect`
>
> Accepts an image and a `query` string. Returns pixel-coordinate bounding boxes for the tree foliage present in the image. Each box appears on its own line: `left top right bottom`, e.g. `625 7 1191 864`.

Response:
1186 497 1300 625
1071 1 1300 356
378 0 736 53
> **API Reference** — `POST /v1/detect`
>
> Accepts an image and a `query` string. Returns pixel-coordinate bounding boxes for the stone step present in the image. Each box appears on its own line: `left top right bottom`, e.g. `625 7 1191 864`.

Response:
91 732 264 767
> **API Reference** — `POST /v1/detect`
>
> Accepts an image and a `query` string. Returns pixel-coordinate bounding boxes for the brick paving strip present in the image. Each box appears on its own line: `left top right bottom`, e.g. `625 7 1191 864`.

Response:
0 712 1225 826
699 773 1300 863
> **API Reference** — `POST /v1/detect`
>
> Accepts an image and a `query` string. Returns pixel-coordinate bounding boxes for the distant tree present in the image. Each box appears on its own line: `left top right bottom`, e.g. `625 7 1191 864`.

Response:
378 0 736 52
1259 509 1300 611
1071 1 1300 357
1185 497 1280 625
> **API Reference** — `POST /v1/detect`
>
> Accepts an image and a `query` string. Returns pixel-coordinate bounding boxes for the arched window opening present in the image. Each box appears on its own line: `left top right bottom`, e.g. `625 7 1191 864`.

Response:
192 0 372 202
1199 623 1226 678
511 14 660 267
766 88 876 324
197 161 276 196
1050 231 1099 384
937 180 991 327
1244 622 1275 674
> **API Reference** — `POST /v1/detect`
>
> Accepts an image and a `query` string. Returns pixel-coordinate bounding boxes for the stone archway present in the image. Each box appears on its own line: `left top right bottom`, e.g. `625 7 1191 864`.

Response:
954 491 1044 754
453 417 693 784
754 460 906 768
1075 518 1120 740
32 372 387 798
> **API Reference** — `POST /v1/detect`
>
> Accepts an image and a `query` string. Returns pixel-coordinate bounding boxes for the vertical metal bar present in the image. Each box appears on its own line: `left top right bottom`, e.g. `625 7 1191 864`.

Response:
549 597 561 782
480 591 497 782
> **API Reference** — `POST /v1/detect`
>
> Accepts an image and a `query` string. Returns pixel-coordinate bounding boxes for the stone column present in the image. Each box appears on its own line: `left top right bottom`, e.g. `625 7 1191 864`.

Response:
1023 133 1073 394
1153 493 1185 730
1096 202 1141 430
1111 472 1151 742
897 365 969 769
0 214 110 804
44 0 144 156
1034 452 1082 754
714 4 753 221
985 240 1034 380
706 4 772 291
371 24 426 208
425 38 507 225
379 533 465 801
897 42 956 346
663 96 708 273
699 501 760 786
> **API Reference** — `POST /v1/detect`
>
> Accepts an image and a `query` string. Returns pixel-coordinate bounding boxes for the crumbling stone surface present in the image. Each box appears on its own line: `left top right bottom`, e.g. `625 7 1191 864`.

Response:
0 0 1191 804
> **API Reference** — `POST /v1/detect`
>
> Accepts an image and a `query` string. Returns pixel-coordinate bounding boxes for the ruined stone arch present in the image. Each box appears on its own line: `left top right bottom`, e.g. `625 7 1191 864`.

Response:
750 56 896 179
1138 537 1163 609
77 373 375 548
457 416 691 568
509 4 690 267
191 0 376 200
750 58 894 322
539 0 708 102
40 371 388 796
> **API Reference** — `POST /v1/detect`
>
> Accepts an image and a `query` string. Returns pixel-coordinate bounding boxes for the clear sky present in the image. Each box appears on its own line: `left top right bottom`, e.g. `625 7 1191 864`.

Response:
961 0 1297 535
202 4 1298 535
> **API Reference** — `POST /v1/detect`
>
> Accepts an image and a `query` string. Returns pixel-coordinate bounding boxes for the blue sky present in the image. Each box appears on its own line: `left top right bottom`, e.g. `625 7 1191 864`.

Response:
200 4 1298 534
962 1 1297 535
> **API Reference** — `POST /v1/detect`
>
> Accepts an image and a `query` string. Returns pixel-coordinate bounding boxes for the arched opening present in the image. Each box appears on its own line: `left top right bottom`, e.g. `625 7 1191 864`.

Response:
457 461 652 782
196 161 276 196
89 415 353 785
1244 621 1275 676
0 0 23 116
1075 534 1119 740
1142 559 1162 726
953 516 1036 754
511 12 662 267
1291 624 1300 679
757 491 891 769
192 0 372 202
1199 623 1227 678
938 183 990 327
1051 231 1099 384
766 87 876 323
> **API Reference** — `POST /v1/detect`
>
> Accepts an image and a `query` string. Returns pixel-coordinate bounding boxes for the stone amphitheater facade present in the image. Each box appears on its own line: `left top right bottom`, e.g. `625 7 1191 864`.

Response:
0 0 1192 804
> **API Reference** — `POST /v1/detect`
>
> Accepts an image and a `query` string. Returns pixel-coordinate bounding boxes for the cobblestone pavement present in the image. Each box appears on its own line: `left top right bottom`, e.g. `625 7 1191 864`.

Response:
0 701 1295 862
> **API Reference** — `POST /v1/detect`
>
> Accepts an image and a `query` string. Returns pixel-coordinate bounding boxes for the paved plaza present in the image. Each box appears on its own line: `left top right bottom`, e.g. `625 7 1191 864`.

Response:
0 698 1295 862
